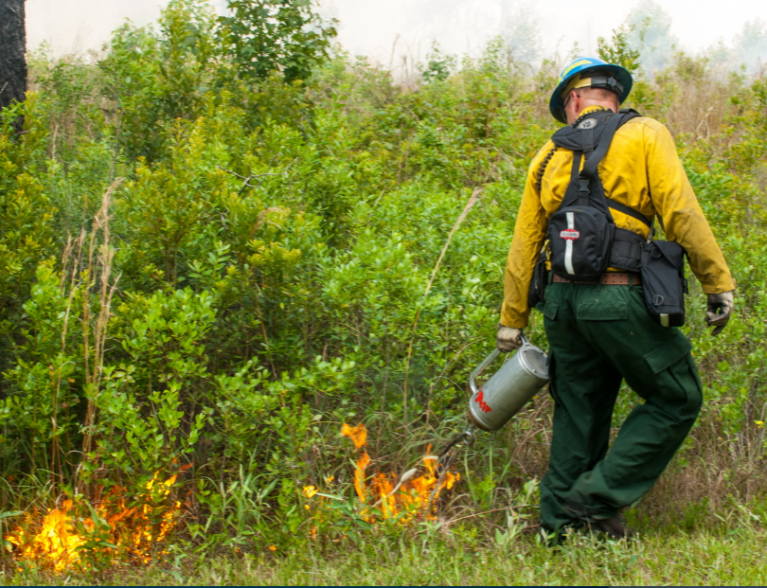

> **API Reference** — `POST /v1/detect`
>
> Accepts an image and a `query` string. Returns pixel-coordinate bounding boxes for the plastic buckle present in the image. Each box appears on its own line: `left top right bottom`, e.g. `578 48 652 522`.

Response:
608 77 621 92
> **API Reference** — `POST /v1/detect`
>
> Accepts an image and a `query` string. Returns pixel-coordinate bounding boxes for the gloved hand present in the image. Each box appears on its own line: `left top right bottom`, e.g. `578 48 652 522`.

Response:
705 291 734 336
497 325 523 352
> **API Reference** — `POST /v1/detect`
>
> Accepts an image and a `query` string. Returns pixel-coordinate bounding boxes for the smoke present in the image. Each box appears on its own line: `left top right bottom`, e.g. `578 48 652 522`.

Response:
26 0 169 55
322 0 767 76
25 0 767 73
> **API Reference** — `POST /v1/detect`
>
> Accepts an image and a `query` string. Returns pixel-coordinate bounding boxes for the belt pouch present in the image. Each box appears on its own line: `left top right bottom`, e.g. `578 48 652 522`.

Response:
640 240 688 327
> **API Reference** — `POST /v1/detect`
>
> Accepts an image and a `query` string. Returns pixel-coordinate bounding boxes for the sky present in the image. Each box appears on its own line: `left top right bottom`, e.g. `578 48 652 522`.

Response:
25 0 767 65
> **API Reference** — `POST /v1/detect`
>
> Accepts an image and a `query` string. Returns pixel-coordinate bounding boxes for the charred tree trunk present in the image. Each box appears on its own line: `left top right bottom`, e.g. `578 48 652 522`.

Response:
0 0 27 111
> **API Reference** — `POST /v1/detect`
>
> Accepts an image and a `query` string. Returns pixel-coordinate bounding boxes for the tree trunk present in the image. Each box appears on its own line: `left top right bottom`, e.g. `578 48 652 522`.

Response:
0 0 27 111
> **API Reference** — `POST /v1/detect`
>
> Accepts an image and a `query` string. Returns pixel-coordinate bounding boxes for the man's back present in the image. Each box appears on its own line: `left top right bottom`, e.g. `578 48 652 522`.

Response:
501 106 733 329
533 112 668 236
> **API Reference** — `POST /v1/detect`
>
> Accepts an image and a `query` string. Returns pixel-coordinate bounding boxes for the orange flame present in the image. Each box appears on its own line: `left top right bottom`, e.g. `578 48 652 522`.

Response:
5 500 85 573
4 472 183 572
354 450 371 504
339 423 460 521
341 423 367 448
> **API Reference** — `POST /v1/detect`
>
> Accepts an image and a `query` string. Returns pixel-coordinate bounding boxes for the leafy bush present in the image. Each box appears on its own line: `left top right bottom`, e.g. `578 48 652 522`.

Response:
1 0 766 561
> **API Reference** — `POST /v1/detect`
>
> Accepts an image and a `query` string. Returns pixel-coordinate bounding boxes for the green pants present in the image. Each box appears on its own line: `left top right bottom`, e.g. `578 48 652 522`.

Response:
539 280 702 533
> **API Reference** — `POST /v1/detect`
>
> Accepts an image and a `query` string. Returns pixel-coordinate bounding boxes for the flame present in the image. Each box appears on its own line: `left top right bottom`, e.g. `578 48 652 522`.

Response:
339 423 460 521
341 423 367 448
354 450 371 504
4 472 183 572
6 500 85 573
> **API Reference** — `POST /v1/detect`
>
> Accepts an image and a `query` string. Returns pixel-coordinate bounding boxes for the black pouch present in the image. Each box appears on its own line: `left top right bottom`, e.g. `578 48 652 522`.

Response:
548 206 615 281
528 246 549 308
640 240 688 327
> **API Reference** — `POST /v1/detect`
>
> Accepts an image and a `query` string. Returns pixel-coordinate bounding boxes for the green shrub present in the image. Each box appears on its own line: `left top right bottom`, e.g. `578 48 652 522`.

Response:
0 1 766 557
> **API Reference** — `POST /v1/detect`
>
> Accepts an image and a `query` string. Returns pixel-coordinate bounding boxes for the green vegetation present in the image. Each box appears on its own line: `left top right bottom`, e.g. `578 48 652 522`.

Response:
0 0 766 581
4 522 767 585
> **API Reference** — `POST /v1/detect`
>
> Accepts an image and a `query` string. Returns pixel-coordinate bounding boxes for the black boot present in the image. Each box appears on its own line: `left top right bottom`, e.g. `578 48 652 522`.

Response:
564 497 634 539
589 516 633 539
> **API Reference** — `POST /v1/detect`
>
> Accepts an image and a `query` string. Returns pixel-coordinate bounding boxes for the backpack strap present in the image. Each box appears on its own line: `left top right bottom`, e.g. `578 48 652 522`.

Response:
579 111 623 181
607 197 652 228
575 112 653 228
609 229 645 271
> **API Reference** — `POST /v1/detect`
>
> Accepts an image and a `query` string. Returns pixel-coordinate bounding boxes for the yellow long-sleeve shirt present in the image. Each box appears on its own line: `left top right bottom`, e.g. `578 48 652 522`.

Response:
501 107 735 329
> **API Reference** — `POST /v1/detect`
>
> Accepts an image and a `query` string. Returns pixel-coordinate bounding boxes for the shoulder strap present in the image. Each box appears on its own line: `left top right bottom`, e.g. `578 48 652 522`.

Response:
575 112 652 228
606 197 652 228
579 112 623 181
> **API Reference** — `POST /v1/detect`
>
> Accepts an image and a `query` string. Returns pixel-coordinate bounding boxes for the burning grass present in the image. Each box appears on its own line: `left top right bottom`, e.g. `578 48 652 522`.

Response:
4 472 183 572
304 423 460 524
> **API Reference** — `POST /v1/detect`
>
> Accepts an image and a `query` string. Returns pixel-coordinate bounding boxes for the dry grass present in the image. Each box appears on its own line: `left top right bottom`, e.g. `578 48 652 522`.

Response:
480 396 767 530
648 410 767 520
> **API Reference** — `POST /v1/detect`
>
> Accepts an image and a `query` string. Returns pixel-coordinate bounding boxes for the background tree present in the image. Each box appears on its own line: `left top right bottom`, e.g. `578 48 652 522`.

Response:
0 0 27 111
501 3 541 68
597 24 642 76
625 0 677 74
218 0 337 83
703 39 736 74
734 19 767 76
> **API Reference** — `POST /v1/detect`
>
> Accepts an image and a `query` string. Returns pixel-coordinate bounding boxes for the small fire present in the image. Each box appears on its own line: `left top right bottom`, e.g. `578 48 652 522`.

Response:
340 423 459 521
5 500 85 573
341 423 367 448
4 472 183 572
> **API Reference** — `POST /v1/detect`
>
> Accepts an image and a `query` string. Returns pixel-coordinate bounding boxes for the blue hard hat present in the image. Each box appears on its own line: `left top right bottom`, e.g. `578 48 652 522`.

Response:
549 57 633 124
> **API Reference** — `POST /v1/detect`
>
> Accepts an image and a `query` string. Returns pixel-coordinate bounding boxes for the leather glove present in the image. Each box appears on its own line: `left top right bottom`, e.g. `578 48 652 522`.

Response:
497 325 523 352
705 291 734 336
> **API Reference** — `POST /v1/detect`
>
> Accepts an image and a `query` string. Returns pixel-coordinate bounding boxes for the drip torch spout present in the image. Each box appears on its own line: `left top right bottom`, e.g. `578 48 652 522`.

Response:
429 427 475 505
435 427 475 479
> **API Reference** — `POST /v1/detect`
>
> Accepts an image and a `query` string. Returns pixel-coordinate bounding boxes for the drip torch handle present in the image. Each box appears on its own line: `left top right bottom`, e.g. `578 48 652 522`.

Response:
470 349 500 395
470 332 530 395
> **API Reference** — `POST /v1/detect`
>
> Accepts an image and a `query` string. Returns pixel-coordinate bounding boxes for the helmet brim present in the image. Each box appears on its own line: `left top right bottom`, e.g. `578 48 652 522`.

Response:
549 63 633 124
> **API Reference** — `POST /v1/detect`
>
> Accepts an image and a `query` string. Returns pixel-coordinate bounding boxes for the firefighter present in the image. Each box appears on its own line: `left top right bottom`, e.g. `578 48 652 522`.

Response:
497 57 735 539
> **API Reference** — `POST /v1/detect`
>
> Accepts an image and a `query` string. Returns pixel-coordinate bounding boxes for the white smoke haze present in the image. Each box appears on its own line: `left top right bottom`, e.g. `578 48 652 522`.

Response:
26 0 166 55
25 0 767 75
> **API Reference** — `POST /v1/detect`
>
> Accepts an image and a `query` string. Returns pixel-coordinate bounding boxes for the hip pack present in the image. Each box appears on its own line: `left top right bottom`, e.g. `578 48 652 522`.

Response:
640 239 688 327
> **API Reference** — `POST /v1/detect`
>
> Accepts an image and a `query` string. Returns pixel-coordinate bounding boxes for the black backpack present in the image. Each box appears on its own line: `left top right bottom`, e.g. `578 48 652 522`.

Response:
543 109 688 326
548 109 650 280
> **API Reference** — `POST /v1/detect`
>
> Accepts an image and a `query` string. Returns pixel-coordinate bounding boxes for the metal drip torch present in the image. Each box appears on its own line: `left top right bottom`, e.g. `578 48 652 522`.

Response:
436 334 550 475
467 333 550 431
